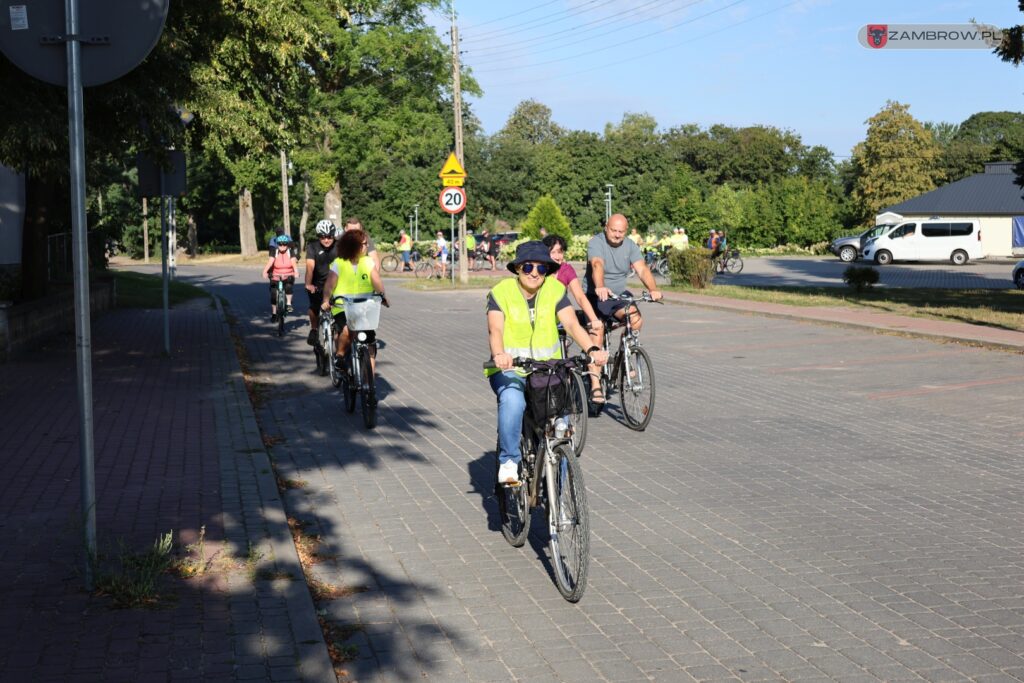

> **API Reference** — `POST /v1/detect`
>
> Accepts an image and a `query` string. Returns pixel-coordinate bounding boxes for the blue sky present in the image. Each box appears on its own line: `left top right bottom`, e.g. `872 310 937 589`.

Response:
426 1 1024 158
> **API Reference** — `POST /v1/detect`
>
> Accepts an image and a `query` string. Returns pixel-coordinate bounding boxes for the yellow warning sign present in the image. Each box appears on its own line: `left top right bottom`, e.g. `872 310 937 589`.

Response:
438 152 467 186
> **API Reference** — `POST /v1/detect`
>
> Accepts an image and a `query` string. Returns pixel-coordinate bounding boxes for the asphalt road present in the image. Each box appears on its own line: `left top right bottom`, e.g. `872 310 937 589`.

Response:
707 255 1019 289
147 263 1024 682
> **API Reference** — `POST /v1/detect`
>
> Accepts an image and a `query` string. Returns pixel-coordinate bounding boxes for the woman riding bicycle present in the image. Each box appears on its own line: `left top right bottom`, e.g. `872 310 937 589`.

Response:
263 233 297 322
486 241 607 485
542 234 605 402
321 228 388 372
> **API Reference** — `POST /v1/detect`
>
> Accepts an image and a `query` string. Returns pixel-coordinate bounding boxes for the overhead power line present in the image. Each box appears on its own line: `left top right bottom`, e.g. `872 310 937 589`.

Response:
472 0 748 74
460 0 564 31
484 0 799 88
466 0 709 66
460 0 612 44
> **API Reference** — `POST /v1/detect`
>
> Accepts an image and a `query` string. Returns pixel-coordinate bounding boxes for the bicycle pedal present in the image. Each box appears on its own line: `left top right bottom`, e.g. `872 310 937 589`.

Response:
501 480 523 488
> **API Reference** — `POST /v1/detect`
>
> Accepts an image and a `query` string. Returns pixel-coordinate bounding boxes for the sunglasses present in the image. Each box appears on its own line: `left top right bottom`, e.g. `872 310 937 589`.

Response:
519 262 550 275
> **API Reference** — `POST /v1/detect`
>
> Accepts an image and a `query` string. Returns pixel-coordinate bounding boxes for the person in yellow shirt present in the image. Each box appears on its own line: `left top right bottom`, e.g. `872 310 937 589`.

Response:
397 229 413 271
670 227 689 250
628 227 642 245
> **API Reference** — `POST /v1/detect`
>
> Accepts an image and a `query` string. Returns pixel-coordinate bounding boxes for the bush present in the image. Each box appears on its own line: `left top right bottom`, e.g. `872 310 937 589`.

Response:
519 194 571 241
842 265 879 293
668 247 716 289
499 234 592 262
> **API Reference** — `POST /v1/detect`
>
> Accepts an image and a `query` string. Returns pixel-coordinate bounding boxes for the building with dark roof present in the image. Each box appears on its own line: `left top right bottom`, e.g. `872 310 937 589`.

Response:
881 161 1024 257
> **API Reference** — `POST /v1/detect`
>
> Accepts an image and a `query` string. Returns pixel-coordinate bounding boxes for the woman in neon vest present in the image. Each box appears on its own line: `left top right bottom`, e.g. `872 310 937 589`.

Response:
486 241 608 485
321 228 388 371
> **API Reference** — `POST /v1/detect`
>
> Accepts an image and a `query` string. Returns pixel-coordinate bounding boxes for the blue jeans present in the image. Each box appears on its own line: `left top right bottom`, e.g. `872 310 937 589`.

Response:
489 371 525 466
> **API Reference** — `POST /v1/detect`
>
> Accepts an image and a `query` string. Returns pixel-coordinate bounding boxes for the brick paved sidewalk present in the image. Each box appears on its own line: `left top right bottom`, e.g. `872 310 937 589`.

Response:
657 290 1024 351
0 302 333 681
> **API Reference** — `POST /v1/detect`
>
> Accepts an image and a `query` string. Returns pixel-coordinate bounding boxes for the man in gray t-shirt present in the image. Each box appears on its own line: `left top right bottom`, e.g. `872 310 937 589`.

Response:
585 213 663 335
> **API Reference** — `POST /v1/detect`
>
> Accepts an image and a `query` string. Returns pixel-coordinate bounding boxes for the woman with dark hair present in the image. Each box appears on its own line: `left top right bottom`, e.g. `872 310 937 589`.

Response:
543 234 605 402
321 228 388 369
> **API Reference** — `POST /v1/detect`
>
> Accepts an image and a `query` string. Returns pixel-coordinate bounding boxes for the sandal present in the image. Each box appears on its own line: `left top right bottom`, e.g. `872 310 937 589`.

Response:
590 387 606 404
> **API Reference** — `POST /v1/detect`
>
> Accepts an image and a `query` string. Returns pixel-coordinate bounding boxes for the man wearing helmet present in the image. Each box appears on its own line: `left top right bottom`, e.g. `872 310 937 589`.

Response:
264 233 298 321
305 219 338 345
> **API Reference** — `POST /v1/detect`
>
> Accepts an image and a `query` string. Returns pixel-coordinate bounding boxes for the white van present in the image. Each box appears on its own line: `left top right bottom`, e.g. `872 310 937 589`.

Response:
861 218 983 266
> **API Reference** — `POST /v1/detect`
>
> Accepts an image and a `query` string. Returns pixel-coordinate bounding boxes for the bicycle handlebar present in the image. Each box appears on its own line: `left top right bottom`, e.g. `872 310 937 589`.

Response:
482 354 593 371
328 292 390 307
611 291 663 305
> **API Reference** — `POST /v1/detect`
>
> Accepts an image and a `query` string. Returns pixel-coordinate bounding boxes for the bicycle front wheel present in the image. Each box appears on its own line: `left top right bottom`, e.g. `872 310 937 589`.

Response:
548 444 589 602
276 289 286 336
359 345 376 429
620 345 655 431
567 370 588 457
343 353 357 413
325 328 341 387
496 440 530 547
726 256 743 274
381 254 399 272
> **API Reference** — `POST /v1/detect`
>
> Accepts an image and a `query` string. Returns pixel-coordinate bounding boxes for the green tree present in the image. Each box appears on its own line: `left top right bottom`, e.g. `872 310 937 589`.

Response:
851 101 940 224
520 194 571 240
706 184 744 231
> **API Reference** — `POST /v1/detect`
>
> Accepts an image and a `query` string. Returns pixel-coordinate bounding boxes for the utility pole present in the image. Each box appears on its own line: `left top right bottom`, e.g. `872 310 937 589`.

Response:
413 204 419 242
280 149 291 236
142 197 149 263
605 183 614 223
451 4 468 284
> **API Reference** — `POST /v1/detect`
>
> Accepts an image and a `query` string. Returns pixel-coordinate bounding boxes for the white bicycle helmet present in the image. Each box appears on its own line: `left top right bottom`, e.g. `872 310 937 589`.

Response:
315 219 336 237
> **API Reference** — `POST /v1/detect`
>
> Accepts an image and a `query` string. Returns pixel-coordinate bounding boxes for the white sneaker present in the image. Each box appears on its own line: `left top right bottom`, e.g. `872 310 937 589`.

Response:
498 461 520 485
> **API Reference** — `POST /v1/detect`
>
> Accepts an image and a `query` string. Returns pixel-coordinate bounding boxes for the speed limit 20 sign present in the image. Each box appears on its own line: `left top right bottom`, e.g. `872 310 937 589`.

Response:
438 186 466 215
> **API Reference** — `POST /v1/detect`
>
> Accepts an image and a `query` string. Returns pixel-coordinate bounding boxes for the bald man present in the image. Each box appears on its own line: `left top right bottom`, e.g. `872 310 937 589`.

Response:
584 214 663 386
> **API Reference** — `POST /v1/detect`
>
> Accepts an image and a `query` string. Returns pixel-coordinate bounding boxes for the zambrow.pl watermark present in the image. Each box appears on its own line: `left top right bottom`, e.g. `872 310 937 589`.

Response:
859 24 1003 50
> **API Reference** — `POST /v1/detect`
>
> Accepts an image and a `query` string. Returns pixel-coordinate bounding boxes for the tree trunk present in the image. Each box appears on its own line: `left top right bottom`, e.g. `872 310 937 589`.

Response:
238 188 258 257
324 181 342 227
187 214 197 257
21 174 62 300
279 149 291 236
142 197 149 263
297 177 310 254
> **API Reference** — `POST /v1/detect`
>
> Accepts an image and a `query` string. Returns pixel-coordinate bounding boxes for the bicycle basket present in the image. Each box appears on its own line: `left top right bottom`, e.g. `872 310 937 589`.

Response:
526 361 570 423
342 295 381 331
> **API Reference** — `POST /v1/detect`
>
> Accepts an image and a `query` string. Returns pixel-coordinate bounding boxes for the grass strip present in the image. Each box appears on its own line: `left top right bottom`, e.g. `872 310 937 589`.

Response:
114 270 208 308
667 284 1024 333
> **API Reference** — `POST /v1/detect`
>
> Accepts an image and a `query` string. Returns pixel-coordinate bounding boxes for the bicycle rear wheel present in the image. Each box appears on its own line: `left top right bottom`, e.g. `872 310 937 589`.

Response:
726 256 743 274
381 254 399 272
620 345 655 431
414 261 432 279
548 444 589 602
656 258 669 278
566 370 588 457
496 440 530 547
359 345 376 429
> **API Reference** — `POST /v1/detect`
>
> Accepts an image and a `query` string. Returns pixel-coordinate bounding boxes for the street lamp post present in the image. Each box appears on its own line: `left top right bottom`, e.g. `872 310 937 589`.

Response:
604 183 614 223
413 204 420 242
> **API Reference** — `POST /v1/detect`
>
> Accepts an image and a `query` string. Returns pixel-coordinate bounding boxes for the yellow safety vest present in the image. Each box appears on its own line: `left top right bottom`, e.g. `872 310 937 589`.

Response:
466 234 477 250
485 277 565 377
330 256 375 315
670 234 688 250
398 235 411 252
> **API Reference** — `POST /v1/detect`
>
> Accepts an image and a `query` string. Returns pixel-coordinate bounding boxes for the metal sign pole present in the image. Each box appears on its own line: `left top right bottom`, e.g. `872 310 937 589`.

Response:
450 213 455 286
160 173 169 355
65 0 97 590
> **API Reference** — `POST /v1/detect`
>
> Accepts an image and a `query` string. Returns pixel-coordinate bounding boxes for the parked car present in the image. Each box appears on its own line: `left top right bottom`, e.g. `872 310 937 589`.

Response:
862 218 983 266
1013 259 1024 289
829 224 892 262
490 231 520 253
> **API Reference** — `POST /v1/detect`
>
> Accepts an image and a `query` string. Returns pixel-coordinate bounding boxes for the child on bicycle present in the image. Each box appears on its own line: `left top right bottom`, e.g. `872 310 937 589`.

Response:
264 233 297 322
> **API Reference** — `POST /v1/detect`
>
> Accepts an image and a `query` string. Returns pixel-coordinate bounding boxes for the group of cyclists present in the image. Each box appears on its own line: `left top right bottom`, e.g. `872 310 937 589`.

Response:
262 212 665 484
486 213 663 484
263 216 389 377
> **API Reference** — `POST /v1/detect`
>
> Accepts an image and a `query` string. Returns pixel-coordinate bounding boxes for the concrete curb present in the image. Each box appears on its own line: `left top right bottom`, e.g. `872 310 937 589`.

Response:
211 295 336 682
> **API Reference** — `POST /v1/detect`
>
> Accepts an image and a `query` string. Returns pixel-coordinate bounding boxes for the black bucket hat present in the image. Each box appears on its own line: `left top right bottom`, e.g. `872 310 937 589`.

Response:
508 240 557 274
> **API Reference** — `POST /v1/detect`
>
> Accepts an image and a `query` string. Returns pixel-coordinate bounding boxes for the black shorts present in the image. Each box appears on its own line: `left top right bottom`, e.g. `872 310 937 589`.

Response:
589 289 635 321
332 311 347 330
308 286 325 311
269 277 294 304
